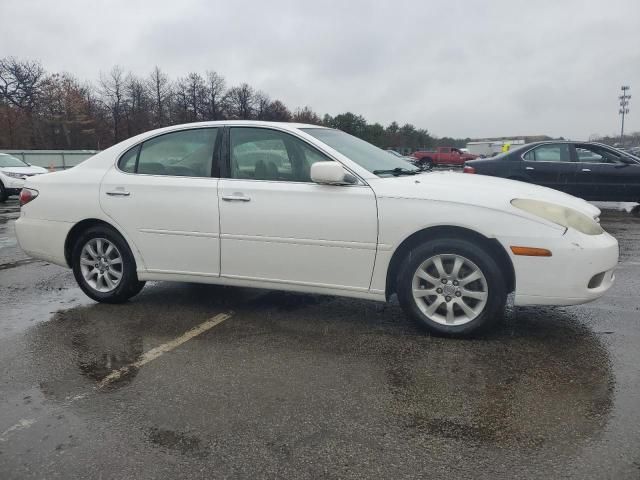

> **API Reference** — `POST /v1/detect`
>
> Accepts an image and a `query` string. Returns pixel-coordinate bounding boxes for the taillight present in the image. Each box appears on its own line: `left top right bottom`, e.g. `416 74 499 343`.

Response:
19 188 38 206
463 166 476 174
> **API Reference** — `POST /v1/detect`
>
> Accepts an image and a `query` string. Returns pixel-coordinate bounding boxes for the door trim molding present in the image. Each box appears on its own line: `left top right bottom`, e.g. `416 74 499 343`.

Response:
139 228 219 238
220 233 377 250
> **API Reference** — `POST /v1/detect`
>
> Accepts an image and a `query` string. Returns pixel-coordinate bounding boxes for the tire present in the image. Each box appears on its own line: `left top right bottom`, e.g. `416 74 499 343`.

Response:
71 225 145 303
422 158 434 170
396 238 507 337
0 182 7 203
632 204 640 217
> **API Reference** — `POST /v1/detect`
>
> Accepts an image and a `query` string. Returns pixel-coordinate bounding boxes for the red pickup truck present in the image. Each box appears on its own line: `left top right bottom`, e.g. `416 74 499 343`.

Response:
411 147 477 168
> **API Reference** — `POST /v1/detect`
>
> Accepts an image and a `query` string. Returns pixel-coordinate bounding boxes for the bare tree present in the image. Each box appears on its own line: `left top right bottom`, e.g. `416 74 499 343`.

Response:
147 66 171 127
98 66 126 142
204 71 226 120
0 57 46 112
123 73 151 137
292 106 322 125
0 56 449 152
0 57 46 146
184 72 206 122
264 100 292 122
227 83 255 119
254 91 271 120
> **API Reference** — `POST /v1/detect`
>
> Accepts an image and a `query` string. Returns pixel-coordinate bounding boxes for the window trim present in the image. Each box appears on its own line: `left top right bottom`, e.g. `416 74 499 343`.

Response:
115 126 221 179
224 126 366 185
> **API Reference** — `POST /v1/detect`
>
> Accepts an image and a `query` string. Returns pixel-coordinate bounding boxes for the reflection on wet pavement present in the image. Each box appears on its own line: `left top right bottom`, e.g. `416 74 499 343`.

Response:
20 283 614 459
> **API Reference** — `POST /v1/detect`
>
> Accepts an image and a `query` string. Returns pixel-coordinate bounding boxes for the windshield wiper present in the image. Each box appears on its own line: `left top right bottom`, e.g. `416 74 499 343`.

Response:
372 167 419 176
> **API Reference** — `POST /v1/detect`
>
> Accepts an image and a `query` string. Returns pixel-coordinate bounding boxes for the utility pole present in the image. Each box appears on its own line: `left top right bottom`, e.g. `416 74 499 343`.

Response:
619 85 631 143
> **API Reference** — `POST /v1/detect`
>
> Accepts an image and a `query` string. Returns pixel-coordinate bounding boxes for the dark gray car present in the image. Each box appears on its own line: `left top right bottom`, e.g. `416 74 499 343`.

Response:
464 141 640 203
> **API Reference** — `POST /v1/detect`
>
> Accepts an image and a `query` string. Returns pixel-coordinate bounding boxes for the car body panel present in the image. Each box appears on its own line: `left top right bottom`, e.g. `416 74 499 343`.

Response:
218 178 378 290
100 165 221 276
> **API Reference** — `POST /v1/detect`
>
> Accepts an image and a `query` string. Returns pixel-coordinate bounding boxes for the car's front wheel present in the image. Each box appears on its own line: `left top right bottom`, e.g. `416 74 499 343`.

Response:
0 182 7 203
397 238 507 336
422 158 433 170
72 226 145 303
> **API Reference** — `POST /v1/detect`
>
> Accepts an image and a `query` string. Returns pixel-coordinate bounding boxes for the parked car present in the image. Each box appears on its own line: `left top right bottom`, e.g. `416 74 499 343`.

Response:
16 122 618 336
412 147 477 169
0 153 48 202
463 141 640 203
387 149 422 168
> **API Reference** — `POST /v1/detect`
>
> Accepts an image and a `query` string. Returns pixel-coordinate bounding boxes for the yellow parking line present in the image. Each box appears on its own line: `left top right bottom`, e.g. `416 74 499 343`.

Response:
97 312 233 389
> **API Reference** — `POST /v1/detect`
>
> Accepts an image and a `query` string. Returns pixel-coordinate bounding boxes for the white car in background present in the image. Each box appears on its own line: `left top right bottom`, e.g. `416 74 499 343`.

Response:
15 121 618 336
0 153 48 202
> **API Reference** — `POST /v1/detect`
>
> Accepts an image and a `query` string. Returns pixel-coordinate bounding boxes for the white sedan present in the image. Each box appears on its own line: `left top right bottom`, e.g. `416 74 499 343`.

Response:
0 153 48 202
15 121 619 336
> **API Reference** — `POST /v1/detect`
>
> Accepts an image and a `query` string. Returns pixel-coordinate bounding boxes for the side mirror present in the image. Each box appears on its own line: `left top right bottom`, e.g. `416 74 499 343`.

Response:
310 162 356 185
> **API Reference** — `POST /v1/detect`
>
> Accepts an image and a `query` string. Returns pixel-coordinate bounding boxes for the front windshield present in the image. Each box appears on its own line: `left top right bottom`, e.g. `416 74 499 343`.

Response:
301 128 419 176
0 154 28 168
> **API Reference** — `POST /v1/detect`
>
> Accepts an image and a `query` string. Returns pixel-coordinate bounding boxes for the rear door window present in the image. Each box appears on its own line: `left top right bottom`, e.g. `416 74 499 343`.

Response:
523 144 571 162
119 128 218 177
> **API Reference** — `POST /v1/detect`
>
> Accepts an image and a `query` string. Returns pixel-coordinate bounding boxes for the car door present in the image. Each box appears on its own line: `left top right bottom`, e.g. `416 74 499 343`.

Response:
100 127 222 276
521 143 579 194
218 126 378 291
572 144 638 201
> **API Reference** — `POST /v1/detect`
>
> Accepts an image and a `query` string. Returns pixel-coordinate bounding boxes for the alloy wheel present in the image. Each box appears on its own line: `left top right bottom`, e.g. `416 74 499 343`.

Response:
79 238 124 293
412 254 488 326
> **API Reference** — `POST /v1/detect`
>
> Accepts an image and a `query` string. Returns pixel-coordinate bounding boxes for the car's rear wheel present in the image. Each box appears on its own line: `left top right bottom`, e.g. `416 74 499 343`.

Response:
0 182 7 203
72 226 145 303
422 158 433 169
397 238 507 336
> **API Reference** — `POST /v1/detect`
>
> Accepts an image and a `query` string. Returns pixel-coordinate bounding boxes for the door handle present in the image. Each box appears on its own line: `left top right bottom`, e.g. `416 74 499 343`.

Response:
222 194 251 202
581 168 591 172
525 166 535 171
106 190 130 196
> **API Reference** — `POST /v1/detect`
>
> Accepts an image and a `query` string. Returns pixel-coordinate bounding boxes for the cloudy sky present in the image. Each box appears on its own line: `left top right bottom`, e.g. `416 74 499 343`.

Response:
2 0 639 139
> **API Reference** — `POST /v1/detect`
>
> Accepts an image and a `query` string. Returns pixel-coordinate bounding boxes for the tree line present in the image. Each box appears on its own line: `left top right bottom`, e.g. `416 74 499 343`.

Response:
0 57 467 152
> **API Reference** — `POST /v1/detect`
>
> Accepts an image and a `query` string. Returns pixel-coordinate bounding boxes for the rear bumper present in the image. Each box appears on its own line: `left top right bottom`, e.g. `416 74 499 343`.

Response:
498 229 619 306
14 216 72 267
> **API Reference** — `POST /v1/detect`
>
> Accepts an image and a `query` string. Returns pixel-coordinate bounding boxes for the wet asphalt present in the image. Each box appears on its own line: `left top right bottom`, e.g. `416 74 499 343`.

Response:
0 198 639 479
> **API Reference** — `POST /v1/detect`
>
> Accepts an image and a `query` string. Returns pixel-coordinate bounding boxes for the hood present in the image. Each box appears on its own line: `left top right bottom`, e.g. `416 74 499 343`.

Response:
370 171 601 219
0 165 48 176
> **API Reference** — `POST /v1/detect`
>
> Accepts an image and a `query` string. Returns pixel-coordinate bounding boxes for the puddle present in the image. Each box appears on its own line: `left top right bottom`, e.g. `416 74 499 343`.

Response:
385 309 614 449
147 427 209 457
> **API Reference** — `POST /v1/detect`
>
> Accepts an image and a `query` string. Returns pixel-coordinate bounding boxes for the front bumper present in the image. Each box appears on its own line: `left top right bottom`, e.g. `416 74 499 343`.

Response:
499 228 619 306
1 175 26 190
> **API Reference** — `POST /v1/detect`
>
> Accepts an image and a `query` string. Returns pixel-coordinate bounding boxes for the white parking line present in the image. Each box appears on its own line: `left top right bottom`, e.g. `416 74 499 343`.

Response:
0 419 36 442
97 312 232 388
0 312 233 442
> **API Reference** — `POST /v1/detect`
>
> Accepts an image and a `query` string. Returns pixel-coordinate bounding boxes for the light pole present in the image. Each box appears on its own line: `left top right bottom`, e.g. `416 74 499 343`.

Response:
619 85 631 142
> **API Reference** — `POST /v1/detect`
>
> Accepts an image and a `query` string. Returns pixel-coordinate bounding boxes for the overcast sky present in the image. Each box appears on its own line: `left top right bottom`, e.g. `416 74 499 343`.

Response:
2 0 639 139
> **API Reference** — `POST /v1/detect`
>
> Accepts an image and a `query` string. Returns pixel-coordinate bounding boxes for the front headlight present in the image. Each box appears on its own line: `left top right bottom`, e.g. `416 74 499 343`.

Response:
2 171 24 179
511 198 603 235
